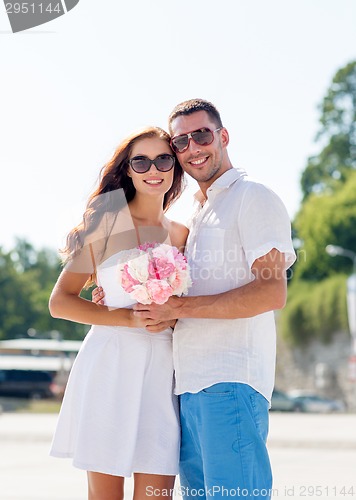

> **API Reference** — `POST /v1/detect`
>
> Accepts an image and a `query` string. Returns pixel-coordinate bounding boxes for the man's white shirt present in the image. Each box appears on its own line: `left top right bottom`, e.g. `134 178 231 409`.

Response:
173 168 296 402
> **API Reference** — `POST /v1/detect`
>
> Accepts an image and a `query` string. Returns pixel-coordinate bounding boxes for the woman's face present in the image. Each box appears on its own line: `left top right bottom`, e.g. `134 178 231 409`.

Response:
128 137 175 198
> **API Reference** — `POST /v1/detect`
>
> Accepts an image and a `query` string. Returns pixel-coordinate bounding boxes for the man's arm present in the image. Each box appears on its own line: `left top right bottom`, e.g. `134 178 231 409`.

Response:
133 248 287 321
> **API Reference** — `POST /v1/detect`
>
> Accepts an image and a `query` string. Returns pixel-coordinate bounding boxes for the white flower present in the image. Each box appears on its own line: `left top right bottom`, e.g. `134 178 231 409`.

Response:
127 253 150 283
130 284 151 304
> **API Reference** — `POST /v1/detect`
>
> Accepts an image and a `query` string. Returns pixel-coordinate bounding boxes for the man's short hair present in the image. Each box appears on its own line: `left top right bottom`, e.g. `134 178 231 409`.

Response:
168 98 223 134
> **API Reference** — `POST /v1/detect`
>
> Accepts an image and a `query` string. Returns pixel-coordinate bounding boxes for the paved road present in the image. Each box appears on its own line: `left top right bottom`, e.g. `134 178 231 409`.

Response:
0 413 355 499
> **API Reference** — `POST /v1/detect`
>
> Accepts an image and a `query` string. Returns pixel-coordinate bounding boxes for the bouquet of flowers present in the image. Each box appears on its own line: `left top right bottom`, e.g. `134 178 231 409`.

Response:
118 242 192 304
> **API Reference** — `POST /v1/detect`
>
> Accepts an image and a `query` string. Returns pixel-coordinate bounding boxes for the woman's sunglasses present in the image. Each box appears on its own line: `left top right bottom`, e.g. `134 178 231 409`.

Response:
170 127 222 154
128 154 175 174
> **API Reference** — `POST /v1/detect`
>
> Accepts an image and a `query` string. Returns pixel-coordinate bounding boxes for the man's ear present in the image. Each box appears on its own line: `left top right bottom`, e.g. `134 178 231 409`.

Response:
220 127 229 148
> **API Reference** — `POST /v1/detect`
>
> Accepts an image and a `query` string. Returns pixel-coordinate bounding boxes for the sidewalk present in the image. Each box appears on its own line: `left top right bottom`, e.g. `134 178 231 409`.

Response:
0 412 355 500
1 412 356 447
268 412 356 449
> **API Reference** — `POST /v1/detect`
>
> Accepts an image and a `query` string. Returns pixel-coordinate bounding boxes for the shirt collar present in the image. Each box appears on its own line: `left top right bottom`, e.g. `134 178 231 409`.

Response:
194 167 247 204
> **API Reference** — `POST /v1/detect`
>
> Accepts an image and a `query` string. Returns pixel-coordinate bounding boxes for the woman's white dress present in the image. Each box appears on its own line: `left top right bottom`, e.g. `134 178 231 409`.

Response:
49 251 180 477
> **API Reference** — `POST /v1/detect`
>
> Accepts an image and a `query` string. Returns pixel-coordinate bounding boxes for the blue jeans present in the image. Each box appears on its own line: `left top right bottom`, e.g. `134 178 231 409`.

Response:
179 382 272 499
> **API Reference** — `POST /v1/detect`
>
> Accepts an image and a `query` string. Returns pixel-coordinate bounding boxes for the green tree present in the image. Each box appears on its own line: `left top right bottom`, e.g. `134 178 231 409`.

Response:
0 247 36 339
0 239 88 341
294 171 356 281
280 275 348 345
280 61 356 344
301 60 356 199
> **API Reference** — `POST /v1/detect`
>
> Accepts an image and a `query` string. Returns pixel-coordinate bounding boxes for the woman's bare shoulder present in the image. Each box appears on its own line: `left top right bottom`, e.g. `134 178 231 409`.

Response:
167 220 189 251
170 219 189 233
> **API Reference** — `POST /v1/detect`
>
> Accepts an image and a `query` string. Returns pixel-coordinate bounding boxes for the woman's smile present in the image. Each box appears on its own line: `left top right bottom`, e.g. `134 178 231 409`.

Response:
143 178 164 185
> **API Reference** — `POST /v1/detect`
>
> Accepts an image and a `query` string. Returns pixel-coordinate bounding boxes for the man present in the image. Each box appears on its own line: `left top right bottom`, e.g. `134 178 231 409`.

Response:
95 99 296 499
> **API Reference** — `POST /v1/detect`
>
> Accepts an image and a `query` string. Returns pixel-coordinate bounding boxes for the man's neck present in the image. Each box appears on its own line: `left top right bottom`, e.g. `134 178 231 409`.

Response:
198 164 233 199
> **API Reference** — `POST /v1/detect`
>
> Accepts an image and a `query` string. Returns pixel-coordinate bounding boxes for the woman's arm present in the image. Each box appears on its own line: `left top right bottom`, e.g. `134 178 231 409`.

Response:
90 285 177 332
169 221 189 253
49 269 160 329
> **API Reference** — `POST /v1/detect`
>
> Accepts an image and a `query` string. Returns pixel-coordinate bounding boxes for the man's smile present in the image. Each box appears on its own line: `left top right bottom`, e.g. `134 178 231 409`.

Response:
189 156 209 167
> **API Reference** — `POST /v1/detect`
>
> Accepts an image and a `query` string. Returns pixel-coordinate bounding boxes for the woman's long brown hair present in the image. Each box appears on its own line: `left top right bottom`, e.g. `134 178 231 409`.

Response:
61 126 184 267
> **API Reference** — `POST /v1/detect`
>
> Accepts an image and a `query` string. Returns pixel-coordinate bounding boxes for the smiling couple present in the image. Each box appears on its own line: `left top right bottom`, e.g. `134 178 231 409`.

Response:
49 98 296 500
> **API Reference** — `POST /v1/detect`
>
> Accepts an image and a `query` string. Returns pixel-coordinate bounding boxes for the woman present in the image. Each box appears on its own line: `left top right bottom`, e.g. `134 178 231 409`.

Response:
49 126 188 500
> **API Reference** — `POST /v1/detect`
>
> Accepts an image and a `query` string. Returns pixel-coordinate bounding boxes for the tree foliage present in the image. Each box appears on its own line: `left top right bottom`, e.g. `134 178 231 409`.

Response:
0 239 88 341
294 171 356 281
279 275 348 345
281 61 356 344
301 60 356 199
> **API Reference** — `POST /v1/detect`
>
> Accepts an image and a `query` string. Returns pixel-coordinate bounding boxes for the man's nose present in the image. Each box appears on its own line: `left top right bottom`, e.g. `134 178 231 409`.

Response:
187 138 201 154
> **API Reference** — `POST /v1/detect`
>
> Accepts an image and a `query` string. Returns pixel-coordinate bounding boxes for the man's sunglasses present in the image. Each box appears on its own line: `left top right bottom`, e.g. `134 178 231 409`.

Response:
170 127 222 154
128 154 175 174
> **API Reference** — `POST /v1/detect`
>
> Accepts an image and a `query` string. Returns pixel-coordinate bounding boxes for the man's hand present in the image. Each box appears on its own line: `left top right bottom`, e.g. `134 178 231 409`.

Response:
133 296 182 322
92 286 177 332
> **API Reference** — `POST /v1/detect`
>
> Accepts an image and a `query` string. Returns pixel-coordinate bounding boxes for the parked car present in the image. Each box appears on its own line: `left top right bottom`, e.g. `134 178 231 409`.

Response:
288 391 346 413
0 369 55 399
270 389 300 411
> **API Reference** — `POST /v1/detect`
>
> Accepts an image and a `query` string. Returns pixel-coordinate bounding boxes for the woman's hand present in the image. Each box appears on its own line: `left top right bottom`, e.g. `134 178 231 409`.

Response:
92 286 105 305
146 319 177 333
128 311 174 332
92 286 176 333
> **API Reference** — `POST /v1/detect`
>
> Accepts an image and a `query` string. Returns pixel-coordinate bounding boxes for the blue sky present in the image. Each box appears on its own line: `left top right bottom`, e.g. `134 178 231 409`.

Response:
1 0 356 251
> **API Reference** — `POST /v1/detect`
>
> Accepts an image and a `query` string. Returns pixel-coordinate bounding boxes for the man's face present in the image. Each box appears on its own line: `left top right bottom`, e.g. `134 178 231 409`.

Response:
170 111 228 187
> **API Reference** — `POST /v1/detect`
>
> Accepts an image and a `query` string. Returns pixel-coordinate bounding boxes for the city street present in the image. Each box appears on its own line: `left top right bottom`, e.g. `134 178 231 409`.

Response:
0 413 355 499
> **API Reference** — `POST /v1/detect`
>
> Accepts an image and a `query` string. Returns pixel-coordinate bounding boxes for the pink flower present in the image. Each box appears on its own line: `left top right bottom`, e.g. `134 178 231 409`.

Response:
130 285 151 304
172 248 188 270
169 270 184 294
121 264 139 293
146 279 173 304
169 269 191 295
118 242 191 304
148 258 175 279
138 242 157 251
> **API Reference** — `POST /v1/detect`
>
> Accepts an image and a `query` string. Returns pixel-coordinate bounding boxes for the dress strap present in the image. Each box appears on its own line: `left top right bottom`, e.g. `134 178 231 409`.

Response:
89 243 96 274
89 243 99 285
134 223 141 246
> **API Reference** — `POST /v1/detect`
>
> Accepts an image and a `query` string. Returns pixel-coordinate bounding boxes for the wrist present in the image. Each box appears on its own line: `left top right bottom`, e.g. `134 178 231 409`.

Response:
176 296 211 319
173 296 189 319
127 309 136 327
110 307 134 327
